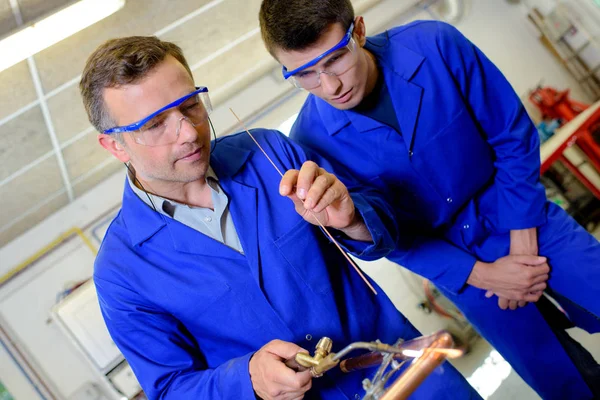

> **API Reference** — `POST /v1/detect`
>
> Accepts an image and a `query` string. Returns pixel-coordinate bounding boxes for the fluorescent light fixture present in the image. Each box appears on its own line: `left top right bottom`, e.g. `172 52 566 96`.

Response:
0 0 126 73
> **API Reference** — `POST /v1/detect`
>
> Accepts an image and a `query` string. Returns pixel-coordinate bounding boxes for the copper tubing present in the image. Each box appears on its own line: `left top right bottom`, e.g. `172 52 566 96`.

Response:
341 352 405 373
379 331 454 400
339 331 462 373
423 279 457 319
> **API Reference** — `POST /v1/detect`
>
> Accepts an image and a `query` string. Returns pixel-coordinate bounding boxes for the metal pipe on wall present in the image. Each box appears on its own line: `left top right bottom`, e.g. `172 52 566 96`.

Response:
0 211 115 400
0 321 54 400
0 227 97 288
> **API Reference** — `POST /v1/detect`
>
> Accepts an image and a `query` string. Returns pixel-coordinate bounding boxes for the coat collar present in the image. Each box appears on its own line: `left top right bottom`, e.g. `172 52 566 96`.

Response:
366 31 425 81
120 140 253 248
315 30 425 152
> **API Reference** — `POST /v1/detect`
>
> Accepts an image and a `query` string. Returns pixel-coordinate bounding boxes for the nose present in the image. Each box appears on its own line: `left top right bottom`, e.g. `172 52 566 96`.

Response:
176 116 200 143
319 72 342 96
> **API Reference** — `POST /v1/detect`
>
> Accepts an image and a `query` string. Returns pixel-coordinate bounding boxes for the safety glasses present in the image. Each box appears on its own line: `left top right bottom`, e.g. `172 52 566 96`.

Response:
103 86 212 146
282 23 358 89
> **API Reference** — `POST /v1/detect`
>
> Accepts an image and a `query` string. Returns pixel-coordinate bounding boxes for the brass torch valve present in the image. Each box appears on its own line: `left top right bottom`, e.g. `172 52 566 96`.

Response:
294 337 339 377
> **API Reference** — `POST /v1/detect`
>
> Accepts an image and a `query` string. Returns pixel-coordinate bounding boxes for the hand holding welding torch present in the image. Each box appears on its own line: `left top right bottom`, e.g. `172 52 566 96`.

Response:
249 339 312 400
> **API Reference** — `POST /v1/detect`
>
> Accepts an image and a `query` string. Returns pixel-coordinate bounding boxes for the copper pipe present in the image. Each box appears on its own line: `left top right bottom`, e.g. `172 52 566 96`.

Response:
339 330 458 373
423 279 457 319
341 352 391 373
339 347 461 373
380 332 454 400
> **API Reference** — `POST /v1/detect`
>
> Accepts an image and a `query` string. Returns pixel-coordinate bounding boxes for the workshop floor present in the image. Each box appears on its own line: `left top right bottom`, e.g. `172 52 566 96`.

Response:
356 224 600 399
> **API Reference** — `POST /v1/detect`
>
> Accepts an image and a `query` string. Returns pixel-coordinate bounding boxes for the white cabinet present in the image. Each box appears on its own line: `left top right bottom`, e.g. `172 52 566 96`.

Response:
52 280 143 399
53 280 121 371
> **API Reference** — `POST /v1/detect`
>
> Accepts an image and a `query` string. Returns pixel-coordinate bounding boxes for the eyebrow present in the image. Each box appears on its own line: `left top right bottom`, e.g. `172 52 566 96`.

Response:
143 112 168 126
301 48 347 72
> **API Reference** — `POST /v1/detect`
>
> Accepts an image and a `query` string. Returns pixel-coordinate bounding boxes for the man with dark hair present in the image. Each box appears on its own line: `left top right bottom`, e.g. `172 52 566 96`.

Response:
259 1 600 399
81 36 480 399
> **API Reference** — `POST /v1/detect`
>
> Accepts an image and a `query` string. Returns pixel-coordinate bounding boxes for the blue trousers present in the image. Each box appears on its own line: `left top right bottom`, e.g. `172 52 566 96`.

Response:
394 202 600 400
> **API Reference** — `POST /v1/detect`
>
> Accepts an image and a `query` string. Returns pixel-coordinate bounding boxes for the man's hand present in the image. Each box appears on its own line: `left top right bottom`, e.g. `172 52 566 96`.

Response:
485 290 527 310
279 161 371 241
468 255 549 305
250 340 312 400
486 228 549 310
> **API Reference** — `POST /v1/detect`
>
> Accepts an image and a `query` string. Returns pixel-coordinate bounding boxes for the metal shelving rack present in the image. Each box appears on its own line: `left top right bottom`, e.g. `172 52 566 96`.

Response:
527 2 600 101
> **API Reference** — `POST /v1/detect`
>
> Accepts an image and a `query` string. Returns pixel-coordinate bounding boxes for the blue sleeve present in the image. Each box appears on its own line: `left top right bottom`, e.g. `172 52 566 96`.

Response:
341 192 396 260
393 236 477 295
436 22 547 231
94 277 255 400
267 129 398 260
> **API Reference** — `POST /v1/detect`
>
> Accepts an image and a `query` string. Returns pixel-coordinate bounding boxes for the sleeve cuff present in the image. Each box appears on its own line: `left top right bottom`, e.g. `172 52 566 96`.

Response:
224 351 256 399
331 193 394 260
495 212 548 233
434 251 477 295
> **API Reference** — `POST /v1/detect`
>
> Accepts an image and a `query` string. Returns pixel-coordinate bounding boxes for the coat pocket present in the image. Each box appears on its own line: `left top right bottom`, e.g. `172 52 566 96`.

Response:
273 221 334 294
413 109 495 212
177 279 232 319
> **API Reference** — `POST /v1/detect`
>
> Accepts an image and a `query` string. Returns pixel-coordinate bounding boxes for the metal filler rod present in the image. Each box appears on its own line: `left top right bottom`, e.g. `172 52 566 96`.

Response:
229 108 377 295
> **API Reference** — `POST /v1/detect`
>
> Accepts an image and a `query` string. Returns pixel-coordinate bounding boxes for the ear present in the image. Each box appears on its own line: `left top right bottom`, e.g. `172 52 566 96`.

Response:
98 133 130 163
354 16 367 47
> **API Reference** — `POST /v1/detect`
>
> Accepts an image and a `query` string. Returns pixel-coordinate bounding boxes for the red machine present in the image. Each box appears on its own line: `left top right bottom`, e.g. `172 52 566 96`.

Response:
529 86 600 187
529 86 589 122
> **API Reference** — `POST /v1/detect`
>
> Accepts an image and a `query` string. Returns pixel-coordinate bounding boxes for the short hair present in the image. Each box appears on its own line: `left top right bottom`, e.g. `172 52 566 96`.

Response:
259 0 354 57
79 36 193 136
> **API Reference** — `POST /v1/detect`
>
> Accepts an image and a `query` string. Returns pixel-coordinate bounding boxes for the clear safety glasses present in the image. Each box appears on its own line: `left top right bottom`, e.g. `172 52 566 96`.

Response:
103 86 213 146
282 23 359 90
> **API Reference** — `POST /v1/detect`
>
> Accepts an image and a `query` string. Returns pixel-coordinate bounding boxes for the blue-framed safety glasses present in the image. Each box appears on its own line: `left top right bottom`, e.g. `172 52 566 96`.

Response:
104 86 212 146
282 23 358 89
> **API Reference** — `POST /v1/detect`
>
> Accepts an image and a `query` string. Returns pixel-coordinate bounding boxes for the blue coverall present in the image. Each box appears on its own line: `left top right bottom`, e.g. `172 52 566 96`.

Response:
95 130 480 399
290 21 600 399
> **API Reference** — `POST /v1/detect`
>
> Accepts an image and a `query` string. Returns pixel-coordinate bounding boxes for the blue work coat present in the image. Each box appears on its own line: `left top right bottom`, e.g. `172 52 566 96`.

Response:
291 21 600 399
94 130 479 399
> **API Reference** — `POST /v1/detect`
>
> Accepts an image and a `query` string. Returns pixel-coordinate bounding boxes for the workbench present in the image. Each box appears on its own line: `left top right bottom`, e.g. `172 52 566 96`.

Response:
540 100 600 199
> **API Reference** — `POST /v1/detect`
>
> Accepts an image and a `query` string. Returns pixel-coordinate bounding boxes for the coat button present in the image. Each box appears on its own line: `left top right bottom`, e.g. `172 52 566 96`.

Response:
463 224 470 229
305 334 312 341
446 197 453 204
408 150 414 157
355 394 361 399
